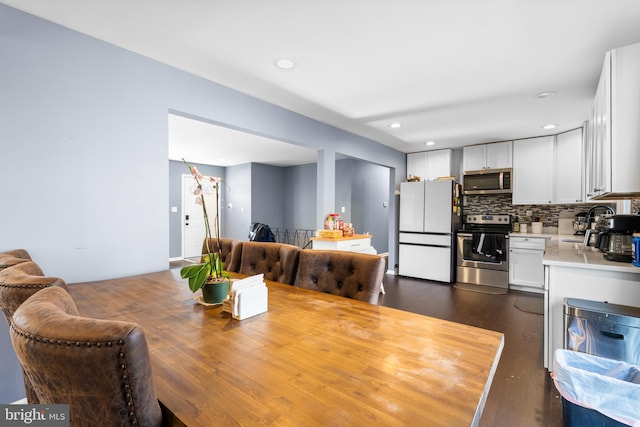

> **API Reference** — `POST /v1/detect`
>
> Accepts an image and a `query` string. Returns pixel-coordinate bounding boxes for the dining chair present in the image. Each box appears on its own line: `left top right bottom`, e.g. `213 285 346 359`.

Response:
294 250 385 304
0 261 68 323
0 260 69 404
200 238 243 272
0 249 32 270
238 242 300 285
10 286 163 427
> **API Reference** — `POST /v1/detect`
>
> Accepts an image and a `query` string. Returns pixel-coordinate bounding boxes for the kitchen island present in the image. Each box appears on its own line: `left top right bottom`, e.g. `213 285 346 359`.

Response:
310 233 376 254
542 235 640 368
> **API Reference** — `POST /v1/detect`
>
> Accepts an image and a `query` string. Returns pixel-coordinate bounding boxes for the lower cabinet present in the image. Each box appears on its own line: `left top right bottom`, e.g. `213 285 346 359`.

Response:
509 237 546 293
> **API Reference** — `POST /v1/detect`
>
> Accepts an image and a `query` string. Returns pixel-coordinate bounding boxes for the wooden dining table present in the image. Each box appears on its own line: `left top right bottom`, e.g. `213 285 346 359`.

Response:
68 269 504 426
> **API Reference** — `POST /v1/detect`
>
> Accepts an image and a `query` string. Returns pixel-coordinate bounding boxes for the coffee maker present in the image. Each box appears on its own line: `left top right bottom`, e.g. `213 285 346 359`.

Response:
595 215 640 262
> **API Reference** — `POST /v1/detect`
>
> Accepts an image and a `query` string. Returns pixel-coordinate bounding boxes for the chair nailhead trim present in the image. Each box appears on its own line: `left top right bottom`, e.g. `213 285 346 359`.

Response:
9 321 140 424
0 283 54 289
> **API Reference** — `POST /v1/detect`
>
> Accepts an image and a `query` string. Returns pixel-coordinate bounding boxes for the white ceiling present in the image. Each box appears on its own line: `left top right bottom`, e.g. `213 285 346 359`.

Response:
167 113 317 167
5 0 640 166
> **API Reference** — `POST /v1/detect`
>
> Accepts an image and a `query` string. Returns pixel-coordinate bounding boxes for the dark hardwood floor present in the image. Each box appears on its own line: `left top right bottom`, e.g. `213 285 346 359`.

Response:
378 274 563 427
170 260 563 426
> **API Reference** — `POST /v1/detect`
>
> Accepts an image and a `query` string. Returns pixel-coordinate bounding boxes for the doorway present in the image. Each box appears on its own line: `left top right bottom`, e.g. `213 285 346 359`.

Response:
181 175 220 259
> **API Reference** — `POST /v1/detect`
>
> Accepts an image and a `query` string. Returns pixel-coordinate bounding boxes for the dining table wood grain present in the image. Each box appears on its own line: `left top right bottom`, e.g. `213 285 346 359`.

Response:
68 270 504 426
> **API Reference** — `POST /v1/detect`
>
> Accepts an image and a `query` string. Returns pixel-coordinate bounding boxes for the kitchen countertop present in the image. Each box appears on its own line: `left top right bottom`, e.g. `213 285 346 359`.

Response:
509 232 554 239
542 234 640 273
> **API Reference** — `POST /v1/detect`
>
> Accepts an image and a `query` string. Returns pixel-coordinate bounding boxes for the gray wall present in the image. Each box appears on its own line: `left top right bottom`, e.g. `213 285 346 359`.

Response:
251 164 286 229
335 159 354 223
224 163 253 241
167 158 390 255
351 161 391 253
0 4 405 402
283 163 317 230
0 4 405 282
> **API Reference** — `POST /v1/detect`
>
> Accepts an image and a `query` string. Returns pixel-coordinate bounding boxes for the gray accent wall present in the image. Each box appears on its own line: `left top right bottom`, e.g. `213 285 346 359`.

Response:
284 163 317 230
0 4 405 402
251 164 286 229
224 163 253 241
0 4 404 283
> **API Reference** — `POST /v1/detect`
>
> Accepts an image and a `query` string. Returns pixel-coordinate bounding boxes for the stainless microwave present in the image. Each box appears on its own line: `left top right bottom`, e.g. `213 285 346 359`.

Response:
463 168 512 195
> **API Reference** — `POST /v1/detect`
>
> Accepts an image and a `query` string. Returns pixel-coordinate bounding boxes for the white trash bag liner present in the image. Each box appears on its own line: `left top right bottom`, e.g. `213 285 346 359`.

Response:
553 349 640 426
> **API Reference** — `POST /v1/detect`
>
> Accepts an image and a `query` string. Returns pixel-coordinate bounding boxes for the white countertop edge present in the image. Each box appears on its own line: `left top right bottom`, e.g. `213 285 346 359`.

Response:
542 234 640 274
509 232 553 239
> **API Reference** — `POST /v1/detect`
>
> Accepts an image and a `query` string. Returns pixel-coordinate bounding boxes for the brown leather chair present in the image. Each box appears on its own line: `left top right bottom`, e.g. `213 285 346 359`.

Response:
238 242 300 285
0 261 68 324
294 250 385 304
200 238 243 272
0 249 32 270
0 261 69 404
10 286 163 427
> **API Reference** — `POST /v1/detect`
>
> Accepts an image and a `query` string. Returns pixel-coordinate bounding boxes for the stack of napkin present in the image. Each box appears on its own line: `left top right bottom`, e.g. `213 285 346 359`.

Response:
222 274 268 320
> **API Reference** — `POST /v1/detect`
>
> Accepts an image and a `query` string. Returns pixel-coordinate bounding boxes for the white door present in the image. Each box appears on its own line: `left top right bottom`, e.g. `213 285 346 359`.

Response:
182 175 218 259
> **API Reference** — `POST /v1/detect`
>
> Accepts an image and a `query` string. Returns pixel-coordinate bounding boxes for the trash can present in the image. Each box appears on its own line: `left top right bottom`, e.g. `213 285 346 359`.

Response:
553 349 640 426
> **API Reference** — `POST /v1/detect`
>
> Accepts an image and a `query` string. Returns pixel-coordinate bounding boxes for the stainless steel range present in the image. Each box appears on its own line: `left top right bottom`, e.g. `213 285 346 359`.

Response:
456 214 511 289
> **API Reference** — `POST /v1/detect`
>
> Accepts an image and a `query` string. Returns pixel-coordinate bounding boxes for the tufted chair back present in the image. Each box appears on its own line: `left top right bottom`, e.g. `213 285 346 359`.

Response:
10 286 163 427
294 250 385 304
0 261 69 404
0 249 32 270
238 242 300 285
200 238 243 272
0 261 68 323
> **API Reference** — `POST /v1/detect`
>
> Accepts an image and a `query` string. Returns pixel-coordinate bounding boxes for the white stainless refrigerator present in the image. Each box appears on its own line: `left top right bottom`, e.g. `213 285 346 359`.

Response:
399 180 461 282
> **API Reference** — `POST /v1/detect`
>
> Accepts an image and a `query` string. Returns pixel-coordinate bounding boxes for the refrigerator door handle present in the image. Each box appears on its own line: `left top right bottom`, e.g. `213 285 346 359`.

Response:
400 243 451 249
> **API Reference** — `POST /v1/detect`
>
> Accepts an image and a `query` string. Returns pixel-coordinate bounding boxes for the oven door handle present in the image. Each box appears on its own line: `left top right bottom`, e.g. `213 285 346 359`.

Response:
470 260 507 266
457 232 509 239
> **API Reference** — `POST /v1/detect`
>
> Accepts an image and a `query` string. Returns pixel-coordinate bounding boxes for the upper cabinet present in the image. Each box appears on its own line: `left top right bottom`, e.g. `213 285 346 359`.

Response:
463 141 512 172
555 128 584 204
512 129 584 205
513 136 555 204
586 42 640 200
407 149 453 181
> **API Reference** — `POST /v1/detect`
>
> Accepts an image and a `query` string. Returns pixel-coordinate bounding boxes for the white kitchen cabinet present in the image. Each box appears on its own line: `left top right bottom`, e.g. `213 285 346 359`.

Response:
512 136 555 204
311 234 375 254
585 42 640 200
486 141 513 169
462 141 512 172
407 152 427 180
555 128 584 204
509 236 546 294
585 53 611 200
407 149 452 181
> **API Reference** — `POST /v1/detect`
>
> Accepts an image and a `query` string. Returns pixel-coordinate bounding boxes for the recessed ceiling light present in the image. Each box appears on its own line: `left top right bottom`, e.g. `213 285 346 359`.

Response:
425 141 435 146
389 122 402 129
542 124 558 130
534 91 557 99
274 58 296 70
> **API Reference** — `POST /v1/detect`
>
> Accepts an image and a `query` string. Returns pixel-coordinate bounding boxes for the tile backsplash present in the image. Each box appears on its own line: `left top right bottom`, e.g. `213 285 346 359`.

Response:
463 194 639 227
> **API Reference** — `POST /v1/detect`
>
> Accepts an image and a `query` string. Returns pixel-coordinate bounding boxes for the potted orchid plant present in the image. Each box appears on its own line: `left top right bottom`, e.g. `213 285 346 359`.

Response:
180 159 231 303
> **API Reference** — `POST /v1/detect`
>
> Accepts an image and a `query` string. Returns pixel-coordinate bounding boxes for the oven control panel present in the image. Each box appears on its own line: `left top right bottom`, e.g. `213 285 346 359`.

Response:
465 214 511 225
